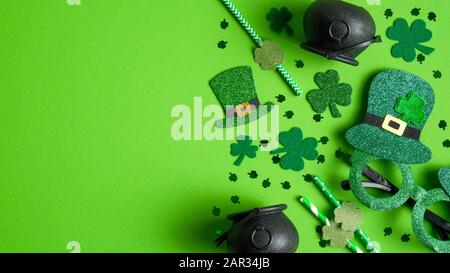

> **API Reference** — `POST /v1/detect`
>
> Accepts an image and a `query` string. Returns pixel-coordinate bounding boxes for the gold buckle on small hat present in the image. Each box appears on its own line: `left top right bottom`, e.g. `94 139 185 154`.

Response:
382 114 407 136
235 102 253 118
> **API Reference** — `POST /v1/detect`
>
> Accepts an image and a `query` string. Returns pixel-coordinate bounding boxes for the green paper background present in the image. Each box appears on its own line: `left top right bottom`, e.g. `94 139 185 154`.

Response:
0 0 448 253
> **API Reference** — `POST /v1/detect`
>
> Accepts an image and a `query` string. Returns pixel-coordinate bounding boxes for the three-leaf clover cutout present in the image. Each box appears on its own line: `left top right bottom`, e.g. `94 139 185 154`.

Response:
254 40 285 70
307 70 352 118
334 202 363 232
387 18 434 62
322 222 354 247
230 136 258 166
395 92 426 126
266 7 294 36
271 127 319 171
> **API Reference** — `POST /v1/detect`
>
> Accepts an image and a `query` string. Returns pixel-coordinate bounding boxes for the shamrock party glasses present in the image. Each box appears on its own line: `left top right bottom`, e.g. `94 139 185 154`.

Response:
349 150 450 253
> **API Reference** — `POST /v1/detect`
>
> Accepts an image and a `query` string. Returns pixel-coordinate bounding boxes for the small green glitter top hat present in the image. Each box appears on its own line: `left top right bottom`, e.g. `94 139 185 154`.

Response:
210 66 274 128
345 70 435 164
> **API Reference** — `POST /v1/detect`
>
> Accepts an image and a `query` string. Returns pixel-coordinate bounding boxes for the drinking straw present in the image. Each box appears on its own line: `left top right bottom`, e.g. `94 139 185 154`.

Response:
299 196 364 253
220 0 302 96
313 176 378 252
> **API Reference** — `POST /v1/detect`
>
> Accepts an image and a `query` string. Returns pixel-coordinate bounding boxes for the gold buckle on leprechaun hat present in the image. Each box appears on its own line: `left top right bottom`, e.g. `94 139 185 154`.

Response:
381 114 407 136
235 102 253 118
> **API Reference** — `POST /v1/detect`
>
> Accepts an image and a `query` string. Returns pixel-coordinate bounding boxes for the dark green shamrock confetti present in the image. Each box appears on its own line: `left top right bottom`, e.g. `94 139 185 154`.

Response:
271 127 319 171
231 195 240 204
387 18 434 62
229 172 238 182
443 139 450 148
384 9 393 19
313 114 323 122
248 170 258 179
384 227 393 236
260 139 269 147
395 92 426 125
433 70 442 79
439 120 447 130
266 7 294 36
272 155 281 164
303 174 314 183
295 60 304 68
428 12 437 22
220 19 229 29
212 206 221 216
319 136 329 145
307 70 352 118
401 234 411 242
281 181 291 190
276 94 286 103
262 178 271 188
230 136 258 166
417 53 425 64
335 148 351 162
316 225 323 234
411 8 421 16
317 154 325 164
217 40 228 49
284 110 294 119
319 239 328 248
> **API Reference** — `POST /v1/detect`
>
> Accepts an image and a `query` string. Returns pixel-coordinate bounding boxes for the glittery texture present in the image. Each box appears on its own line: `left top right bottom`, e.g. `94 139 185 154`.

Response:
438 168 450 195
210 66 273 128
345 70 434 164
254 40 285 70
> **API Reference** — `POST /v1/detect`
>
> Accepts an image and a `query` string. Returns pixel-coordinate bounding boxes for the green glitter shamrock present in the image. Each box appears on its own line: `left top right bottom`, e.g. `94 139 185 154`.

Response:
428 12 437 22
417 53 425 64
334 202 363 232
433 70 442 79
248 170 258 179
276 94 286 103
229 172 238 182
284 110 294 119
443 139 450 148
439 120 447 130
303 174 314 183
307 70 352 118
220 19 229 30
387 18 434 62
384 227 393 236
212 206 221 216
411 8 421 16
262 178 271 188
384 9 393 19
266 7 294 36
317 154 325 164
230 136 258 166
295 60 304 68
231 195 240 204
254 40 285 70
322 222 354 247
271 127 319 171
313 114 323 122
217 40 228 49
395 92 426 125
401 234 411 242
281 181 291 190
319 136 329 145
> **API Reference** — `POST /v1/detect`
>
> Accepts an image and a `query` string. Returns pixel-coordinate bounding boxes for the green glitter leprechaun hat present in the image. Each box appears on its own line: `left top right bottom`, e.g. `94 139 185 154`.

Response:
345 70 435 164
210 66 274 128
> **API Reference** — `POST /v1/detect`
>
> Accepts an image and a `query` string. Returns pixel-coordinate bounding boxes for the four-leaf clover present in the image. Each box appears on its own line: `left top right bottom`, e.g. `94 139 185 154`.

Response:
334 202 363 232
271 127 319 171
254 40 285 70
387 18 434 62
307 70 352 118
230 136 258 166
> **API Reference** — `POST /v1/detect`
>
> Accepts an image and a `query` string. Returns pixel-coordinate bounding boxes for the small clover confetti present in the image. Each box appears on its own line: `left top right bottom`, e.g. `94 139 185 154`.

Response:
395 92 426 125
303 174 314 183
220 19 229 29
272 155 281 164
417 53 425 64
319 136 329 145
439 120 447 130
334 202 363 231
248 170 258 179
411 8 421 16
443 139 450 148
401 234 411 242
271 127 319 171
262 178 271 188
295 60 304 68
231 195 240 204
281 181 291 190
313 114 324 122
335 148 351 162
217 40 228 49
433 70 442 79
212 206 221 216
254 40 285 70
260 139 269 147
319 239 328 248
284 110 294 119
276 94 286 103
384 227 393 236
316 225 323 234
384 9 393 19
230 136 258 166
229 172 238 182
307 70 352 118
317 154 325 164
322 222 354 247
266 7 294 36
428 12 437 22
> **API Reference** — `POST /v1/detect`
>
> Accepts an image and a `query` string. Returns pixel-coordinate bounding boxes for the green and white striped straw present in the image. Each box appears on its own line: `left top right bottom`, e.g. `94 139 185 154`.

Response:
220 0 302 96
299 196 364 254
312 176 377 252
